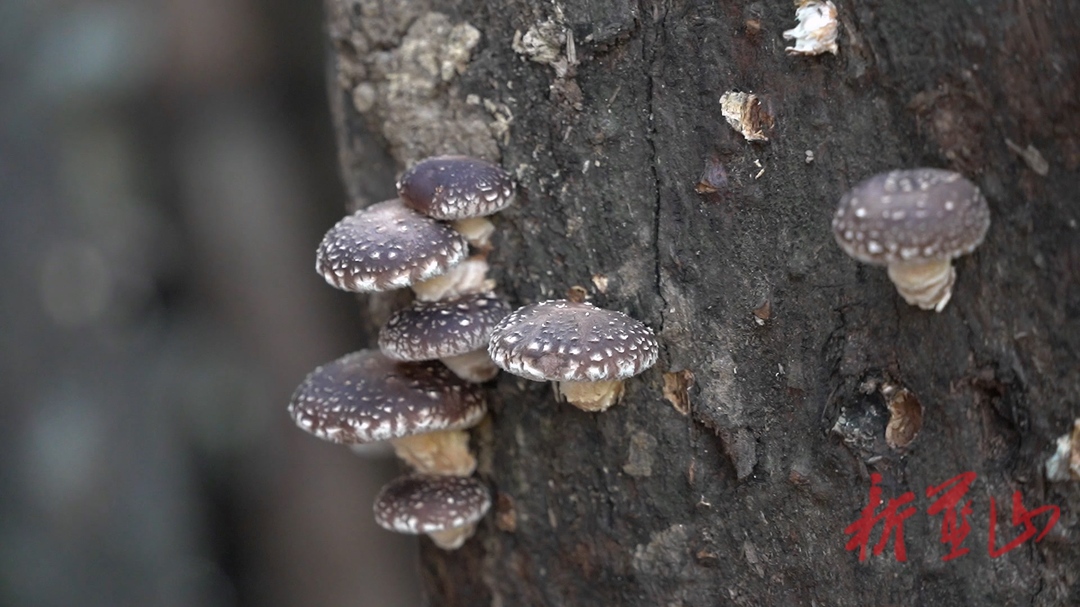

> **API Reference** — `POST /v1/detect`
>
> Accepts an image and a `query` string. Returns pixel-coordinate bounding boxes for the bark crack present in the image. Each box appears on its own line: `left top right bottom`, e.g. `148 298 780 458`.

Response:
643 2 669 334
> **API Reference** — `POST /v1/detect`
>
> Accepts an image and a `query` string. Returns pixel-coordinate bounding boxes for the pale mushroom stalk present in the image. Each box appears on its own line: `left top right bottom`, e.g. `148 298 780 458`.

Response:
440 348 499 383
886 259 956 311
451 217 496 250
412 256 495 302
391 430 476 477
426 524 478 550
554 379 625 412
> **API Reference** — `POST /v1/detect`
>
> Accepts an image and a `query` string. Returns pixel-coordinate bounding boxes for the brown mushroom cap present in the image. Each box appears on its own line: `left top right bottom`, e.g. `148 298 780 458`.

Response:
487 300 659 383
397 156 516 221
316 199 468 292
379 292 511 361
832 168 990 265
287 350 486 444
373 474 491 535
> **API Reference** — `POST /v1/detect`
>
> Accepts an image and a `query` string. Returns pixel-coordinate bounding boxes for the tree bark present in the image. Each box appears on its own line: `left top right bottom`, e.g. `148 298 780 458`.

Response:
323 0 1080 605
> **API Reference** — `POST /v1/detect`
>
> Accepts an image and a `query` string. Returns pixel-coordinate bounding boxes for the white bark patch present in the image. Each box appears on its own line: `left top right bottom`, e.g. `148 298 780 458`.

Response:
632 523 692 579
783 1 839 56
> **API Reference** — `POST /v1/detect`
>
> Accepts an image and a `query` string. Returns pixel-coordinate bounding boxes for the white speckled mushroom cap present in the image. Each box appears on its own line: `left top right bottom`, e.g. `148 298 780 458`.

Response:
397 156 516 221
487 300 659 383
832 168 990 265
287 350 486 444
316 199 468 292
373 474 491 535
379 292 511 361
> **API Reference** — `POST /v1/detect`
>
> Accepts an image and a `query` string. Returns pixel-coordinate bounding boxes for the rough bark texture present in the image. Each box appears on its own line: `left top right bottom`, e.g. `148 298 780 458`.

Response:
324 0 1079 605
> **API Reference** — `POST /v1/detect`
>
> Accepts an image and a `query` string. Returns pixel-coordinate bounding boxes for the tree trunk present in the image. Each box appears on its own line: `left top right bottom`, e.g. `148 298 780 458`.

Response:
323 0 1079 604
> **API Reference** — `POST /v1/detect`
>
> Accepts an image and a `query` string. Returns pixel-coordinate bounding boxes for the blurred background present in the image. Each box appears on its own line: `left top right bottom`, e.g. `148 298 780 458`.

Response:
0 0 421 605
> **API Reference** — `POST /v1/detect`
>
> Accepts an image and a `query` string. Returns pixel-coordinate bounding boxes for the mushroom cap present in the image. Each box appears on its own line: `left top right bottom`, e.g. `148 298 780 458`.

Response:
487 300 659 383
832 168 990 265
316 199 468 292
397 156 516 221
287 350 486 444
379 292 512 361
373 474 491 534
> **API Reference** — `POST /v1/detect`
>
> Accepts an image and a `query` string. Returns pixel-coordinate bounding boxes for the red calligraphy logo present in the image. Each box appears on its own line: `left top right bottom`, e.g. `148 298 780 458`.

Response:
847 472 1062 562
844 473 917 562
987 491 1060 558
926 472 976 561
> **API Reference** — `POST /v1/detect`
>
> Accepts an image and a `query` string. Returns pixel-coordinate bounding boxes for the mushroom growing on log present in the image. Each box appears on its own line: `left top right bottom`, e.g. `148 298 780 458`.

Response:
488 299 659 411
832 168 990 311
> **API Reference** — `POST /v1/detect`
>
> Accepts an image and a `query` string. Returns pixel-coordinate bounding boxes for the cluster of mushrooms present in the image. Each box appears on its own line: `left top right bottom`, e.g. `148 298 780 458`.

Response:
289 153 987 551
288 155 659 550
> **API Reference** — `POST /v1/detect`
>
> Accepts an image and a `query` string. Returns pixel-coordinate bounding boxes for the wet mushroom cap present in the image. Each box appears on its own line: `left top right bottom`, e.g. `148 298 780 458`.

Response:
397 156 516 220
316 199 468 292
487 300 659 382
287 350 486 444
380 292 512 361
373 474 491 534
832 168 990 265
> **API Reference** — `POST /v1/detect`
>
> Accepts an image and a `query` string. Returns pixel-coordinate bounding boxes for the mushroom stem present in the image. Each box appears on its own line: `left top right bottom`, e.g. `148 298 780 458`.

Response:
391 430 476 476
451 217 495 250
426 523 478 550
887 259 956 312
555 379 625 412
412 256 495 302
441 348 499 383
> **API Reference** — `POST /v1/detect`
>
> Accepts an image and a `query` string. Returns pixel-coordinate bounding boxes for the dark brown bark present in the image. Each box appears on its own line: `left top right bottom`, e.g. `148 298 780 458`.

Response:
324 0 1080 605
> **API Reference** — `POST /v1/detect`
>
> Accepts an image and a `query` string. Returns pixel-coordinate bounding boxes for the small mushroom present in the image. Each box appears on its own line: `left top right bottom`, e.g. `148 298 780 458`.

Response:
832 168 990 311
288 350 486 476
379 292 512 383
373 474 491 550
487 300 659 412
316 199 468 300
397 156 516 249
